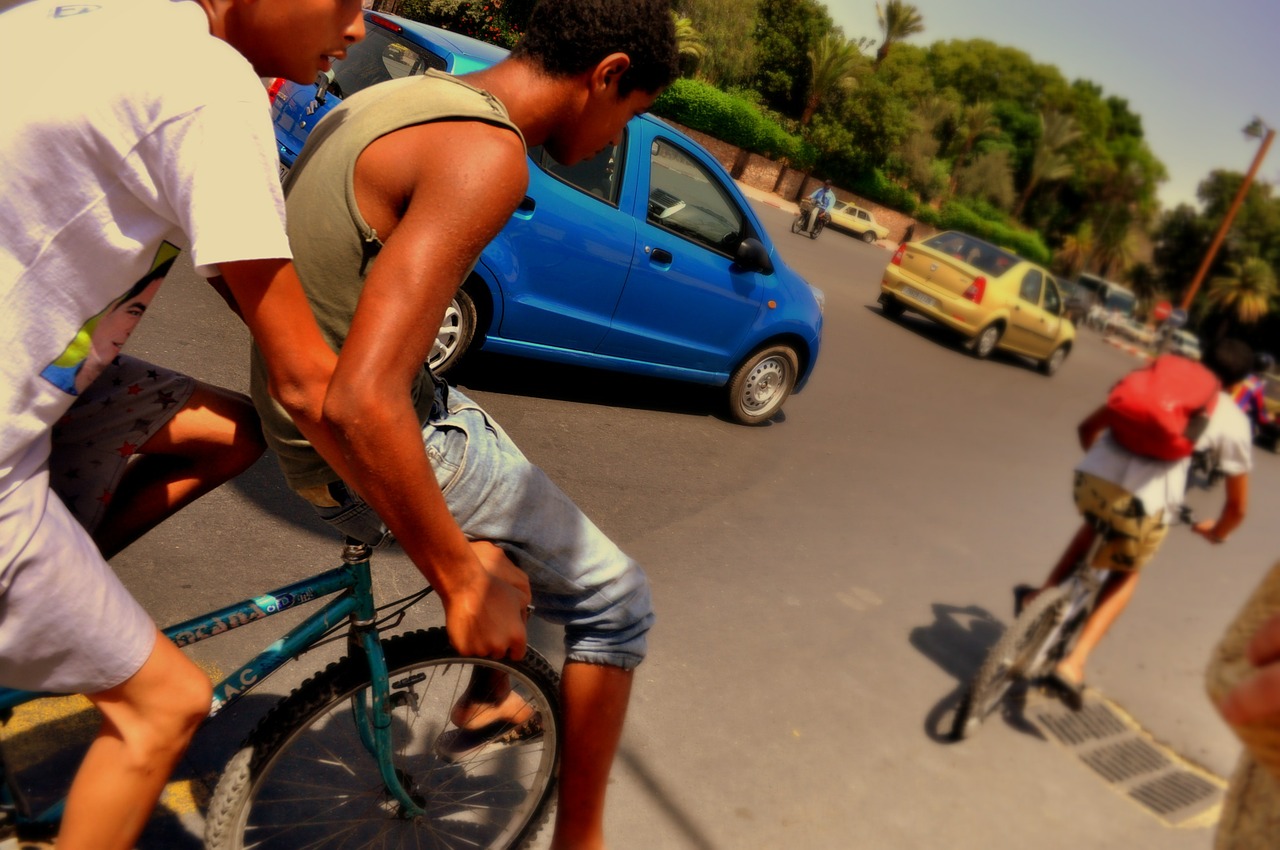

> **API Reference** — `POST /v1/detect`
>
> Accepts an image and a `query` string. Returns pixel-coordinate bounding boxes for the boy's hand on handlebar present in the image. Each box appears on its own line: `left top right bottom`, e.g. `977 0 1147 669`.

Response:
1218 613 1280 727
442 542 531 660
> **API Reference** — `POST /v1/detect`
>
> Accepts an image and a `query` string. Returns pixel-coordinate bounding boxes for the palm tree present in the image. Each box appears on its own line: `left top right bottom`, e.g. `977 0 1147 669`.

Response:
1055 222 1095 278
1091 224 1138 279
672 13 708 73
1205 257 1278 325
875 0 924 68
800 34 864 125
1013 110 1081 220
947 102 998 196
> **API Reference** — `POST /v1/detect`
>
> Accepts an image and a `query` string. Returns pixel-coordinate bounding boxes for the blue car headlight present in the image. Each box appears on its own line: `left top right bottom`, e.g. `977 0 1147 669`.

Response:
809 285 825 315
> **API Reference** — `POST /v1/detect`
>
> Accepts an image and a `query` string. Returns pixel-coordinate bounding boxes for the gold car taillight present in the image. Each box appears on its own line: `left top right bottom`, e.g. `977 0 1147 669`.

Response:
963 276 987 304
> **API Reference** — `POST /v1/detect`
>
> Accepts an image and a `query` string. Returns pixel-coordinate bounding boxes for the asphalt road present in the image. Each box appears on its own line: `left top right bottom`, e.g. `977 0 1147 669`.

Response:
12 199 1278 849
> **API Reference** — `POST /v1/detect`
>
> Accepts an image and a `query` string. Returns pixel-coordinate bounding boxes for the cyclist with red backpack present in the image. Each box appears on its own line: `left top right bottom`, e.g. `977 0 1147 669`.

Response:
1019 339 1256 709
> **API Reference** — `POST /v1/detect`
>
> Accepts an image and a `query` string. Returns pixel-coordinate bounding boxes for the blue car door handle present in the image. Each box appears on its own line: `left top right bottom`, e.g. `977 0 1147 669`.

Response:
650 248 673 265
513 196 536 220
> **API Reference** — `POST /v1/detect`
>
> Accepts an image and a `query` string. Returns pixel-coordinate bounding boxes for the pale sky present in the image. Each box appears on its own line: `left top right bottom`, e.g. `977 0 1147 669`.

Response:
824 0 1279 211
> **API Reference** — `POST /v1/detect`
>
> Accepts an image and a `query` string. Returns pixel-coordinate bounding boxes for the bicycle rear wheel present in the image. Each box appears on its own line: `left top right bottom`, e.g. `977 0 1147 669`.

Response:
950 586 1070 741
205 628 560 850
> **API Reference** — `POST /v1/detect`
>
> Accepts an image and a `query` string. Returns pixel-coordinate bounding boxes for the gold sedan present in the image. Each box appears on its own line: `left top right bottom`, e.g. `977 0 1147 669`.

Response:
878 230 1076 375
828 201 890 243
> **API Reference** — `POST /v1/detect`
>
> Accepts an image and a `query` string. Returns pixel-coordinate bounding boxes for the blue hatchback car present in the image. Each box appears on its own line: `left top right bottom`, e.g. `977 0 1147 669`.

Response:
266 11 823 424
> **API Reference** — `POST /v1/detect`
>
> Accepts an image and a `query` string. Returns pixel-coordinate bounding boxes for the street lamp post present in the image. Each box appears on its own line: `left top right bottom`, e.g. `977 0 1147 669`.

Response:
1179 119 1276 312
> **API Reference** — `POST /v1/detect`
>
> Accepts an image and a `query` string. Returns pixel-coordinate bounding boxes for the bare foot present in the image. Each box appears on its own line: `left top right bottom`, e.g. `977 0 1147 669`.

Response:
451 689 535 730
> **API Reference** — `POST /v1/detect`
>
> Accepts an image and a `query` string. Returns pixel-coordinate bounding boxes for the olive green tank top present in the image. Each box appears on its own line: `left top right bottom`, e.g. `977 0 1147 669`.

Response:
250 70 525 490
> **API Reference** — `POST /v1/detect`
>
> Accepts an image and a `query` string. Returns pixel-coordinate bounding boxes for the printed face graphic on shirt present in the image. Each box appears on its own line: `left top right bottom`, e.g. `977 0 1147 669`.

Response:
41 242 180 395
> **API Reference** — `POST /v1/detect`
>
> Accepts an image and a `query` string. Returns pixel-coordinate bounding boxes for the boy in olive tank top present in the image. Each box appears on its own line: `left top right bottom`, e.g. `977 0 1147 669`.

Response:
252 2 678 846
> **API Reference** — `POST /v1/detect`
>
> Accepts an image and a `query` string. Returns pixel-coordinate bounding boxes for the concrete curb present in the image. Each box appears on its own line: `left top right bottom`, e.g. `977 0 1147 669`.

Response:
1103 334 1155 362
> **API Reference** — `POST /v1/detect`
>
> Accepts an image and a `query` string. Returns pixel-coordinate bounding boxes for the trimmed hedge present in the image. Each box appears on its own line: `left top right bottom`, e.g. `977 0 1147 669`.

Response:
652 79 813 169
936 200 1050 265
845 169 916 215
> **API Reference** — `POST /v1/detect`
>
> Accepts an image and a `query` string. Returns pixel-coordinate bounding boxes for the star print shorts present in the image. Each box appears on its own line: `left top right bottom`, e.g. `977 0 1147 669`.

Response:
48 354 196 534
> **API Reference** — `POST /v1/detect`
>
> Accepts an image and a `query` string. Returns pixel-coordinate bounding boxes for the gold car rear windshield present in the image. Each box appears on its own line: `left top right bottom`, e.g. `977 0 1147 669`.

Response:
923 234 1019 278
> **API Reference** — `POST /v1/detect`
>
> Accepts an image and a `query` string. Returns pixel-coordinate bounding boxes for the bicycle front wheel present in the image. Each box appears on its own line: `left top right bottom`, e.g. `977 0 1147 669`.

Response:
206 628 560 850
950 586 1070 741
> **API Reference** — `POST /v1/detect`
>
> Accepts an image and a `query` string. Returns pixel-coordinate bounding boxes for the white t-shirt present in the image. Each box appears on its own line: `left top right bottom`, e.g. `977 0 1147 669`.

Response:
0 0 291 584
1077 391 1253 517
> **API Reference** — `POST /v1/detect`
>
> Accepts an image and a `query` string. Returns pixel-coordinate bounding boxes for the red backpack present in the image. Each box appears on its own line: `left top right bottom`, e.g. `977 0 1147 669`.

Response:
1106 355 1220 461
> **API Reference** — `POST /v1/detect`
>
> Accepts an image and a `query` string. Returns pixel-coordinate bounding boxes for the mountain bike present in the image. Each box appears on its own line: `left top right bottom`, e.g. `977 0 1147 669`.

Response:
950 505 1196 742
0 539 562 849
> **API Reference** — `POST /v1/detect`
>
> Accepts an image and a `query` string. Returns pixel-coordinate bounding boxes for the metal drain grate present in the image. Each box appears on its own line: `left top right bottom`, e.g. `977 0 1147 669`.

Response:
1036 703 1128 745
1130 772 1220 816
1030 693 1225 827
1081 738 1170 783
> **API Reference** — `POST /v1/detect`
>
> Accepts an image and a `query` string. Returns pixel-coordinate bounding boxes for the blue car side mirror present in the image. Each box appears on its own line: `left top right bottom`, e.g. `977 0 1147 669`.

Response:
734 237 773 274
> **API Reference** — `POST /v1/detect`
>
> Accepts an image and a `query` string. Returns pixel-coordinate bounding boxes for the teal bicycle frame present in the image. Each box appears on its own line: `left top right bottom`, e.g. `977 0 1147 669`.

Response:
0 540 431 829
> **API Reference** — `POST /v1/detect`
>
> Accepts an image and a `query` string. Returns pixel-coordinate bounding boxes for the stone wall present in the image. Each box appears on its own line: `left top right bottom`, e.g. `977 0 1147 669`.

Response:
665 120 933 244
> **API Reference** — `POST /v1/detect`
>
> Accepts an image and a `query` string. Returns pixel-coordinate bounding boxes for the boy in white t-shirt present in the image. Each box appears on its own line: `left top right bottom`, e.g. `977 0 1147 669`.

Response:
0 2 365 847
1020 339 1255 710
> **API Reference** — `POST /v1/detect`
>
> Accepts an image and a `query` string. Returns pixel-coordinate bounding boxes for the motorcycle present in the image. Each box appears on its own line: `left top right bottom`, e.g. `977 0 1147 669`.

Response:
791 198 828 239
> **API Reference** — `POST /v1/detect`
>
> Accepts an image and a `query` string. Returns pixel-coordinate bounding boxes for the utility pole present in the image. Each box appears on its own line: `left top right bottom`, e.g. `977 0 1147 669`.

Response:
1179 120 1275 311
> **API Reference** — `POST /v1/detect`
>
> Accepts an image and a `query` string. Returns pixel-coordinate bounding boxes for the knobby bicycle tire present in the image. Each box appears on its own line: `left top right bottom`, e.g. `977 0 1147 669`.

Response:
951 586 1071 741
205 628 561 850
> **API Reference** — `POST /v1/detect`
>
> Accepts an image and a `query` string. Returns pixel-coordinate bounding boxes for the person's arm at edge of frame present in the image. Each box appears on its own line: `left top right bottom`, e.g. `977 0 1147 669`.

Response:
318 121 533 660
1218 612 1280 734
1194 472 1247 544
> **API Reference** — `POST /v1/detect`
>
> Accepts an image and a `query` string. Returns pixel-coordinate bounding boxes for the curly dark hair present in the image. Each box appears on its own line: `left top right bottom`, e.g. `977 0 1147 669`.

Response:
1204 338 1255 388
511 0 678 96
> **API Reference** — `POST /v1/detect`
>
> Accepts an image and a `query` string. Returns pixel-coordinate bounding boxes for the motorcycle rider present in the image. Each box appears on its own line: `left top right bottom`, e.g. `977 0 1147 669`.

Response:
805 179 836 234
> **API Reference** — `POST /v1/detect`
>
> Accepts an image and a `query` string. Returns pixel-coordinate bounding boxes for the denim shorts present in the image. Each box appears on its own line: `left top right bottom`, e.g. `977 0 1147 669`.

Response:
311 384 653 670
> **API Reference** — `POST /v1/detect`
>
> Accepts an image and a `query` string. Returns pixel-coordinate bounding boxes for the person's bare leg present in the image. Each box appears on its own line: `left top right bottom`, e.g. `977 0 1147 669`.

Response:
551 662 633 850
94 384 265 558
1056 569 1141 685
58 633 212 850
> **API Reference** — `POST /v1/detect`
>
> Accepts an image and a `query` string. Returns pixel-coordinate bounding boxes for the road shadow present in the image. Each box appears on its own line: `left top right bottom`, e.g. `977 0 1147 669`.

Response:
864 304 1044 374
451 352 727 420
910 601 1044 744
1 692 285 849
226 452 337 537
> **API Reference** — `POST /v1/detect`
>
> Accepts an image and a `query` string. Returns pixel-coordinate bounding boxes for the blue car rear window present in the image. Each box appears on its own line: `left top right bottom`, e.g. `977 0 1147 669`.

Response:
329 26 447 99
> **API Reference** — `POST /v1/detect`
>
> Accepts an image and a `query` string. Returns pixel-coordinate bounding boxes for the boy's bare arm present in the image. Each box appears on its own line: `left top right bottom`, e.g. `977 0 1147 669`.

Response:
319 120 534 659
1194 472 1248 543
216 257 353 479
1077 404 1110 450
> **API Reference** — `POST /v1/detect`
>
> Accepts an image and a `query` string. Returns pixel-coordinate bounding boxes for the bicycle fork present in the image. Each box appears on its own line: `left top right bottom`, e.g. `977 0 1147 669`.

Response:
341 542 427 820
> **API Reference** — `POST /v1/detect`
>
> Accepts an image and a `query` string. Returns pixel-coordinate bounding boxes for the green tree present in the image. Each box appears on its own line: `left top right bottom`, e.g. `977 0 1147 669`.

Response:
1206 257 1278 326
1013 110 1081 220
875 0 924 69
678 0 759 85
1055 221 1095 278
672 13 708 76
800 33 866 125
953 148 1016 210
750 0 836 118
947 101 999 196
1153 204 1214 304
